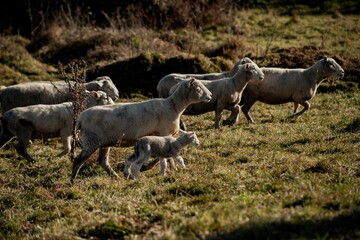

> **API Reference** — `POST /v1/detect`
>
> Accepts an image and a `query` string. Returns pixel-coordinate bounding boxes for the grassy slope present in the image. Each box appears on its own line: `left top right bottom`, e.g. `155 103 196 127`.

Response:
0 9 360 239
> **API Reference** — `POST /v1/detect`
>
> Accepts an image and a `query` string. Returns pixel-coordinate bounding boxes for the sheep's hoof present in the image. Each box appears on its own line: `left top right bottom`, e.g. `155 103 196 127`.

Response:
222 119 233 126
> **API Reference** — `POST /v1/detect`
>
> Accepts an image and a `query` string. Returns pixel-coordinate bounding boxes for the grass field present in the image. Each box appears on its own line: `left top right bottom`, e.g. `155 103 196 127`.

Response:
0 6 360 240
1 90 359 239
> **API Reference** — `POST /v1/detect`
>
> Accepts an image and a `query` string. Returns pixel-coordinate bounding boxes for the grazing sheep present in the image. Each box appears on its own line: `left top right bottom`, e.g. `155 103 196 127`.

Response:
0 76 119 114
171 62 264 129
241 57 345 123
123 130 200 179
0 91 114 162
156 57 253 98
70 78 212 184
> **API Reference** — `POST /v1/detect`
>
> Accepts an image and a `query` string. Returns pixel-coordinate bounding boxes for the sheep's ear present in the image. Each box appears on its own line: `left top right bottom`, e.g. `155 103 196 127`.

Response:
323 57 328 63
186 78 196 88
174 77 182 83
90 91 100 99
179 129 186 136
188 132 195 138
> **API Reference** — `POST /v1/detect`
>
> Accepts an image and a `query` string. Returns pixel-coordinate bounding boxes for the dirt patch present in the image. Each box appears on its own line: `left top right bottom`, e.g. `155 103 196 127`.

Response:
87 53 231 97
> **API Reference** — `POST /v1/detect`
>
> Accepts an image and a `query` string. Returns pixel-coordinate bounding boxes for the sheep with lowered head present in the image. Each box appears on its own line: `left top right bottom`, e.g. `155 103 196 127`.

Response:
124 130 200 180
0 76 119 114
70 78 212 184
241 57 345 123
0 91 114 162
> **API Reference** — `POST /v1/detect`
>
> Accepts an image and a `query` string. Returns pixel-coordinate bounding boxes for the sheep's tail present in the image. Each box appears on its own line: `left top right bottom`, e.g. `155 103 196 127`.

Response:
74 119 82 147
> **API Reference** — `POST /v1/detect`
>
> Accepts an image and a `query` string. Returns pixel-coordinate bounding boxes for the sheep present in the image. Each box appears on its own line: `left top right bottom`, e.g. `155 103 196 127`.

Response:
70 78 212 184
0 76 119 114
156 57 253 98
241 57 345 123
171 62 264 129
123 130 200 180
0 91 114 162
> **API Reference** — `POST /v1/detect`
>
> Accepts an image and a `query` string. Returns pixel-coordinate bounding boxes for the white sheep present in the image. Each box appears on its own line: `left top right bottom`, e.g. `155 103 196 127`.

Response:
156 57 253 98
0 91 114 162
171 62 264 129
70 78 212 184
241 57 345 123
0 76 119 114
123 130 200 179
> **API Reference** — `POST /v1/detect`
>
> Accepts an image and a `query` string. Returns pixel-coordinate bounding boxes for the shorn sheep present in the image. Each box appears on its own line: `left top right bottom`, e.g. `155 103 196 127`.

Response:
124 131 200 180
170 62 264 129
0 91 114 162
156 57 253 98
70 78 212 184
0 76 119 114
241 57 345 123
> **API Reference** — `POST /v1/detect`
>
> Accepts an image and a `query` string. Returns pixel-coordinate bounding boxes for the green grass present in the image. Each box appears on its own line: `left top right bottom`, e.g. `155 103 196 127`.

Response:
0 90 359 239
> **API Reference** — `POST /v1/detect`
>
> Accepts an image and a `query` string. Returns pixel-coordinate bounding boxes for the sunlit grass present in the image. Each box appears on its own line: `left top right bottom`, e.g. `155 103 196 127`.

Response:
0 90 359 239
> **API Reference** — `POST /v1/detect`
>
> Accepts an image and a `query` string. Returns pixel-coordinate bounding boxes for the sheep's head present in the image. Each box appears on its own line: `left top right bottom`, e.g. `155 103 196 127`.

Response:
323 57 345 78
95 76 119 101
187 78 212 103
85 90 114 108
179 130 200 146
244 63 265 81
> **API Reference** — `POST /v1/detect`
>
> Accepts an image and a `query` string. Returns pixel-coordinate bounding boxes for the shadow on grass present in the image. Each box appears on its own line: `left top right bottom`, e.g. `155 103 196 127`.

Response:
207 208 360 240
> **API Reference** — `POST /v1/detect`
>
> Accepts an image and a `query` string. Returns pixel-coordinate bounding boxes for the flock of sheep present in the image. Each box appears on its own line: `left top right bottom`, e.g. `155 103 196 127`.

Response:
0 57 345 184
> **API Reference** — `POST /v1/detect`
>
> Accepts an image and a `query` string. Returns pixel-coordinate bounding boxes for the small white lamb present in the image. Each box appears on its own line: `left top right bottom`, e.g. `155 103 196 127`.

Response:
123 131 200 180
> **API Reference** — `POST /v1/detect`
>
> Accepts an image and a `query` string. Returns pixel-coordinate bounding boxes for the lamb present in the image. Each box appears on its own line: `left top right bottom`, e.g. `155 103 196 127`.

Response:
171 62 264 129
70 78 212 184
156 57 253 98
123 130 200 180
241 57 345 123
0 76 119 114
0 91 114 162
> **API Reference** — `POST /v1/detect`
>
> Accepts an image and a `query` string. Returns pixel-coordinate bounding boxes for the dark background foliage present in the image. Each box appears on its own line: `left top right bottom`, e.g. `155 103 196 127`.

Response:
1 0 359 38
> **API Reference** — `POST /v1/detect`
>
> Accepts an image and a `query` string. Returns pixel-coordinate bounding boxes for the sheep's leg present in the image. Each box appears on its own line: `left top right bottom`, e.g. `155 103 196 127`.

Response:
140 157 160 172
16 140 35 163
159 158 168 176
294 101 310 116
179 119 187 131
57 134 72 158
174 156 186 169
293 102 299 114
15 128 35 163
241 98 256 123
123 153 137 178
223 105 241 126
130 152 151 179
97 147 119 179
214 108 223 129
168 158 177 171
70 148 97 184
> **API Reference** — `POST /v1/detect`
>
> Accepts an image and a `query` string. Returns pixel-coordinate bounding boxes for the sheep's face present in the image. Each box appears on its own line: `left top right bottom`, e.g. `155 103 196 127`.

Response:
95 76 120 101
244 63 265 81
86 90 114 108
188 132 200 146
186 78 212 103
323 57 345 78
180 131 200 146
